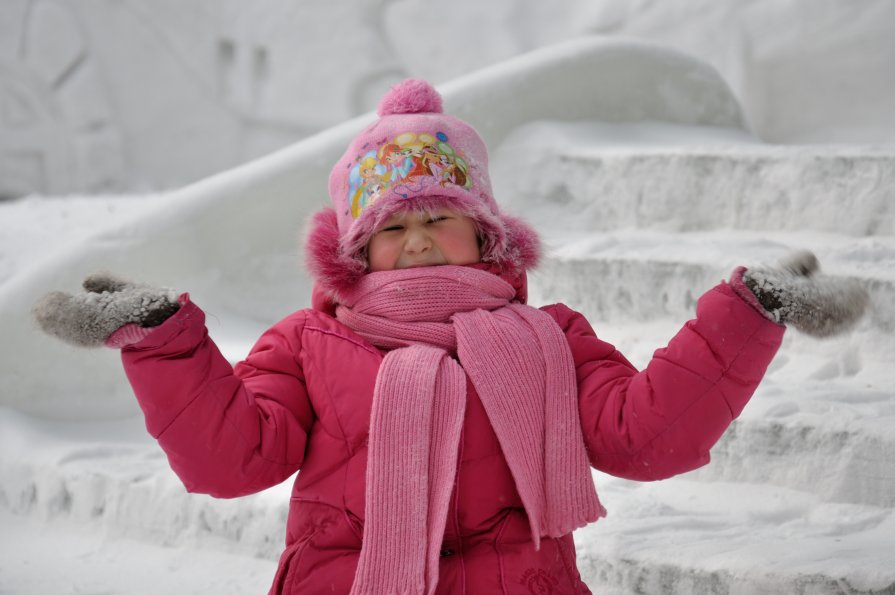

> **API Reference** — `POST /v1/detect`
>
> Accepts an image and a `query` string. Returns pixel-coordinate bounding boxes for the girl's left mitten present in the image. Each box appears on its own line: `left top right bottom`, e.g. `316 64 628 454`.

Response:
32 272 180 348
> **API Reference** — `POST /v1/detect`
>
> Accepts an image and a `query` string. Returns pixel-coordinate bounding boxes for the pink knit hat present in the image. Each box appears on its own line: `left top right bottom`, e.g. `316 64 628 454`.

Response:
306 79 540 298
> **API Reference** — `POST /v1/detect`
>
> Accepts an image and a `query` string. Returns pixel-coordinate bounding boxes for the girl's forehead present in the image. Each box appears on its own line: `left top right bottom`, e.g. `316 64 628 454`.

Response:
376 206 469 229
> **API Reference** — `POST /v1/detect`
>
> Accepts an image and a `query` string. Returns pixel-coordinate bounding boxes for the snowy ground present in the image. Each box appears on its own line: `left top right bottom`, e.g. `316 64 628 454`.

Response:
0 509 276 595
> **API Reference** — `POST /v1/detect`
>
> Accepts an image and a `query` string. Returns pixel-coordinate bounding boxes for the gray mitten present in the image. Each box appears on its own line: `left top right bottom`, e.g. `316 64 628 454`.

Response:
742 251 869 337
32 272 180 347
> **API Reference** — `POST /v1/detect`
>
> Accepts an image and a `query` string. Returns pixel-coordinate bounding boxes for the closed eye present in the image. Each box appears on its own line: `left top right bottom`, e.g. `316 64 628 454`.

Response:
380 225 404 232
427 216 448 224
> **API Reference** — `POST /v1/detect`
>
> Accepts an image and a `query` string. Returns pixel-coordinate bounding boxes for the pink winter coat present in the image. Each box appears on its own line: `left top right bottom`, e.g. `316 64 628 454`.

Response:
120 277 783 594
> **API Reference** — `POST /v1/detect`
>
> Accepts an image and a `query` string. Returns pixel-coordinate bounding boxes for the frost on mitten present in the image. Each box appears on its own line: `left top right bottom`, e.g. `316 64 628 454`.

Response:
32 272 180 348
742 251 869 337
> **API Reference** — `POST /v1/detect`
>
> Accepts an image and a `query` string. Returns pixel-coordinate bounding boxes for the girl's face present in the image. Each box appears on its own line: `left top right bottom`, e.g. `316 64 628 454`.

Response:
367 208 481 272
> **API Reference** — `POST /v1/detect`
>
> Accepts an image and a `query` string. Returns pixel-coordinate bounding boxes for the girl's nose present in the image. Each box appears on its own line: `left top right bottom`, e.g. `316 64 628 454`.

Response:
404 228 431 253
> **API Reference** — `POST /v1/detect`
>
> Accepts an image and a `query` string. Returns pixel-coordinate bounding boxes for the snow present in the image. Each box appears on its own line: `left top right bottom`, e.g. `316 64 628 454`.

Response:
0 509 276 594
0 195 159 286
5 0 895 197
1 14 894 595
492 122 895 236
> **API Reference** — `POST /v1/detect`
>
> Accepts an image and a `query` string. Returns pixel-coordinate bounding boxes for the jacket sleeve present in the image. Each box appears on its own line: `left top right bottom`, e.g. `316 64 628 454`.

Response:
120 296 315 498
547 280 785 481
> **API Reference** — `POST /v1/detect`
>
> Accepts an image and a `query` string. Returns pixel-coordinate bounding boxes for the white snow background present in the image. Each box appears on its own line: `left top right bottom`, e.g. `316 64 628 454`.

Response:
1 4 895 595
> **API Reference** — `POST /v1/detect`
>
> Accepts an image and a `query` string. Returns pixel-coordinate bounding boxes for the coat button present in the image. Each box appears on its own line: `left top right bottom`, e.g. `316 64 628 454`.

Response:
439 548 455 557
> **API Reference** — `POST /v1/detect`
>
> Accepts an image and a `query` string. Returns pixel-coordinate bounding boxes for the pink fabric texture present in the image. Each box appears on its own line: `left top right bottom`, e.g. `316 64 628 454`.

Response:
337 266 604 594
104 323 154 348
377 78 443 115
350 345 465 595
117 276 785 593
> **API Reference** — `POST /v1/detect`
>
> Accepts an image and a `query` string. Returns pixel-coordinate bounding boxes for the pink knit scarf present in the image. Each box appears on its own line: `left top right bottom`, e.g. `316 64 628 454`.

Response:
336 266 604 595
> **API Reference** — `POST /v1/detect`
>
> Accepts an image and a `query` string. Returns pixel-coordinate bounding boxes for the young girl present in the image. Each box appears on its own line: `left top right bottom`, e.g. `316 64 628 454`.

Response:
34 79 867 595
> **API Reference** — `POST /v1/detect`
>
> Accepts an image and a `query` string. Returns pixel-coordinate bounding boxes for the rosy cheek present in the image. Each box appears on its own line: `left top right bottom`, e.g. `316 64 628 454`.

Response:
368 238 399 271
438 233 481 264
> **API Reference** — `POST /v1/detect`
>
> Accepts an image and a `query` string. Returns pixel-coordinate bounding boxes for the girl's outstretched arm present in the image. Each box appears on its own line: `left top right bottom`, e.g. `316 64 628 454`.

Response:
120 297 314 497
545 278 784 481
549 250 867 481
35 274 314 497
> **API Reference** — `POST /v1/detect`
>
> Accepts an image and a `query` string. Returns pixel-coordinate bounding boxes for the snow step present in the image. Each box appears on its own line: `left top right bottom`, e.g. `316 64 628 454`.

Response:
3 406 893 595
693 415 895 509
576 475 895 595
529 229 895 331
3 402 895 594
0 408 289 560
497 143 895 236
0 508 277 594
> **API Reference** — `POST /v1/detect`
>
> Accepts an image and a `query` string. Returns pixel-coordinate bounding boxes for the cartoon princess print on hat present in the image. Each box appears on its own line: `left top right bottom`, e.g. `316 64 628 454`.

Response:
347 154 389 217
347 131 472 219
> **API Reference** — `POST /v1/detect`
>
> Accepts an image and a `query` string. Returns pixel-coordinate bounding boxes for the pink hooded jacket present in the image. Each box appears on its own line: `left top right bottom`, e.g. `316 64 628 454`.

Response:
119 267 783 594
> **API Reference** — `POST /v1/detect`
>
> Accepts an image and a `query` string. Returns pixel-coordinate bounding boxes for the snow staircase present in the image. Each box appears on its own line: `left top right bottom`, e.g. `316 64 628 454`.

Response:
2 144 894 594
522 144 895 594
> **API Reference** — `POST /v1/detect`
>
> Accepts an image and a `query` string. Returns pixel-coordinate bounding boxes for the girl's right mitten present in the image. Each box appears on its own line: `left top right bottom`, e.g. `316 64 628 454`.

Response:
32 272 180 348
741 251 869 337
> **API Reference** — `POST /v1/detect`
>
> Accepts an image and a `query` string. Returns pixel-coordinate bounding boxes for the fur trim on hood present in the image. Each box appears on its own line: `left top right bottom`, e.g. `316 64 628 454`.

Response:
304 205 540 301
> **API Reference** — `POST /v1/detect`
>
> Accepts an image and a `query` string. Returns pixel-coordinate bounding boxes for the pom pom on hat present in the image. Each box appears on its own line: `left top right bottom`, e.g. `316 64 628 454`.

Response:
377 79 443 116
